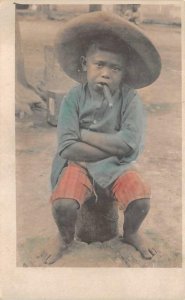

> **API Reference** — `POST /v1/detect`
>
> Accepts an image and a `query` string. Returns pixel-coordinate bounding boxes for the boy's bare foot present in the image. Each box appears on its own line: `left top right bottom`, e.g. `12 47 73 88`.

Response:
43 235 70 265
44 245 68 265
122 232 157 259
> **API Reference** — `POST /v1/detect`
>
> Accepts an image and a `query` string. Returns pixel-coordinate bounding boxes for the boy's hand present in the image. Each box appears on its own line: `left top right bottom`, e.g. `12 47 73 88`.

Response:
74 161 87 168
80 129 89 142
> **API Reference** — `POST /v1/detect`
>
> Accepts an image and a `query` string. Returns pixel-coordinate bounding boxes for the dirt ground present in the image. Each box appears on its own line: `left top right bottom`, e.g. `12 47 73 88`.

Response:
16 15 182 267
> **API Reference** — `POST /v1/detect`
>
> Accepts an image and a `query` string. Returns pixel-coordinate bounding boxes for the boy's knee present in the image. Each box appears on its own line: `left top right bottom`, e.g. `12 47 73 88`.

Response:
135 198 150 214
127 198 150 215
52 198 79 216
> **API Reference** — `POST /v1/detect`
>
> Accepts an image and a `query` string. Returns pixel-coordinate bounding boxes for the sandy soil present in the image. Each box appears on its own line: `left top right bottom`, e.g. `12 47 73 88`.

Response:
16 16 182 267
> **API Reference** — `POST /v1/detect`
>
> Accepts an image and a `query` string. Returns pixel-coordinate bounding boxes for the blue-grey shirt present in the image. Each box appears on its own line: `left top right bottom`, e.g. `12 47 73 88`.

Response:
50 83 146 190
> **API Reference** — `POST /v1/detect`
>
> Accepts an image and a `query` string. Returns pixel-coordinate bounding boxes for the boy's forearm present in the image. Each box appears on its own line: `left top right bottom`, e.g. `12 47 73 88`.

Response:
60 141 110 162
81 129 131 157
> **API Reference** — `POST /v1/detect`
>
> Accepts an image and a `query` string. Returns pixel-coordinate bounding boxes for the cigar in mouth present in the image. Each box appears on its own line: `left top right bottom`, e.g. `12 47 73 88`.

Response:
102 84 113 108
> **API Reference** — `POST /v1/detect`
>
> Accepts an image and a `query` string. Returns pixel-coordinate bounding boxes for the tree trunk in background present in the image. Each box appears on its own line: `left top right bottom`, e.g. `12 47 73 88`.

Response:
36 5 53 19
15 16 45 116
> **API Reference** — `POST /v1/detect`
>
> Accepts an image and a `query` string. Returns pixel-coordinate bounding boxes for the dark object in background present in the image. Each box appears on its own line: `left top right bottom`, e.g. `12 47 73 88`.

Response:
44 46 66 126
16 4 30 10
89 5 102 12
47 90 65 126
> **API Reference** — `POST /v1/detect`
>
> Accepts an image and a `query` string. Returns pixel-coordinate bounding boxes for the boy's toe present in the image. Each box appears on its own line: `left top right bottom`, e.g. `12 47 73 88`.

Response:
149 247 157 256
140 247 153 259
44 252 63 264
45 255 56 264
43 254 52 264
141 247 157 259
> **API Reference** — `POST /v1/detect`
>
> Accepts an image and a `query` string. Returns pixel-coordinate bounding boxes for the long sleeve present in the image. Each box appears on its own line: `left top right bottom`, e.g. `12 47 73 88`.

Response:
57 86 81 156
116 89 146 162
50 86 81 189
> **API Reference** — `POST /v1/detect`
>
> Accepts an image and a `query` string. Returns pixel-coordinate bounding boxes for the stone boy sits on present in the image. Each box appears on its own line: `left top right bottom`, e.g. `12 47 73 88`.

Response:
45 12 161 264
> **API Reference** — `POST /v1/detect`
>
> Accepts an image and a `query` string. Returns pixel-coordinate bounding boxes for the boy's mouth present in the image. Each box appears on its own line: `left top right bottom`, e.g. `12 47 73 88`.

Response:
96 82 109 89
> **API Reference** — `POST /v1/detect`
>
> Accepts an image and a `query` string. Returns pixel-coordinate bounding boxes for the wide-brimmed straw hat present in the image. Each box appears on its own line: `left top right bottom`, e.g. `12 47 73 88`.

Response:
55 11 161 89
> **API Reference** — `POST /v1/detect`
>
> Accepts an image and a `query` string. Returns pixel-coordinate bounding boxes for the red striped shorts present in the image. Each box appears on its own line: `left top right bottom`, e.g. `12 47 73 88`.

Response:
50 163 151 211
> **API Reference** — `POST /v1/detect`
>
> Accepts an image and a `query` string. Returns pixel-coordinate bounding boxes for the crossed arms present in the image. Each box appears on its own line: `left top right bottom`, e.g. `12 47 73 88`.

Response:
62 129 132 162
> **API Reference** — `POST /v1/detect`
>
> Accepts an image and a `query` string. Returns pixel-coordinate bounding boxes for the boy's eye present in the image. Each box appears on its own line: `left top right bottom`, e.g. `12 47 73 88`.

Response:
95 62 104 67
112 66 121 71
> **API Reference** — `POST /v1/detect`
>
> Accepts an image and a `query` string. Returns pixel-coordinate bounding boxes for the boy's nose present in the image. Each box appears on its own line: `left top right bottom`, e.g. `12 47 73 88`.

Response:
101 68 110 79
102 74 110 79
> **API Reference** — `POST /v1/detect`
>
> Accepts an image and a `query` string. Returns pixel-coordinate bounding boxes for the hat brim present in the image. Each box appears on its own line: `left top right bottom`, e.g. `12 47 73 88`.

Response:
55 11 161 89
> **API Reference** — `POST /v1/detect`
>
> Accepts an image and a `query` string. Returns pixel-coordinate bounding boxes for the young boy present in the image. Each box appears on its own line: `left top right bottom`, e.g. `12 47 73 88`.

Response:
45 12 161 264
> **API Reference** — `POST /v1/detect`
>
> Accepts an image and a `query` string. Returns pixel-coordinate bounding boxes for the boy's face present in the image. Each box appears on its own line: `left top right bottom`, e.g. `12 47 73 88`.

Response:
81 47 127 95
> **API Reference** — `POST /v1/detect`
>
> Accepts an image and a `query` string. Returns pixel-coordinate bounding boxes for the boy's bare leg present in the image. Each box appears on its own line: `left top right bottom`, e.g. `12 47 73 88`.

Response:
122 198 157 259
44 198 79 264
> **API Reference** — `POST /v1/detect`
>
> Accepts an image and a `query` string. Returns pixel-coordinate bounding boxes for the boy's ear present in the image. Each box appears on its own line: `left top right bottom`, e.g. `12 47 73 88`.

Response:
80 56 87 71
